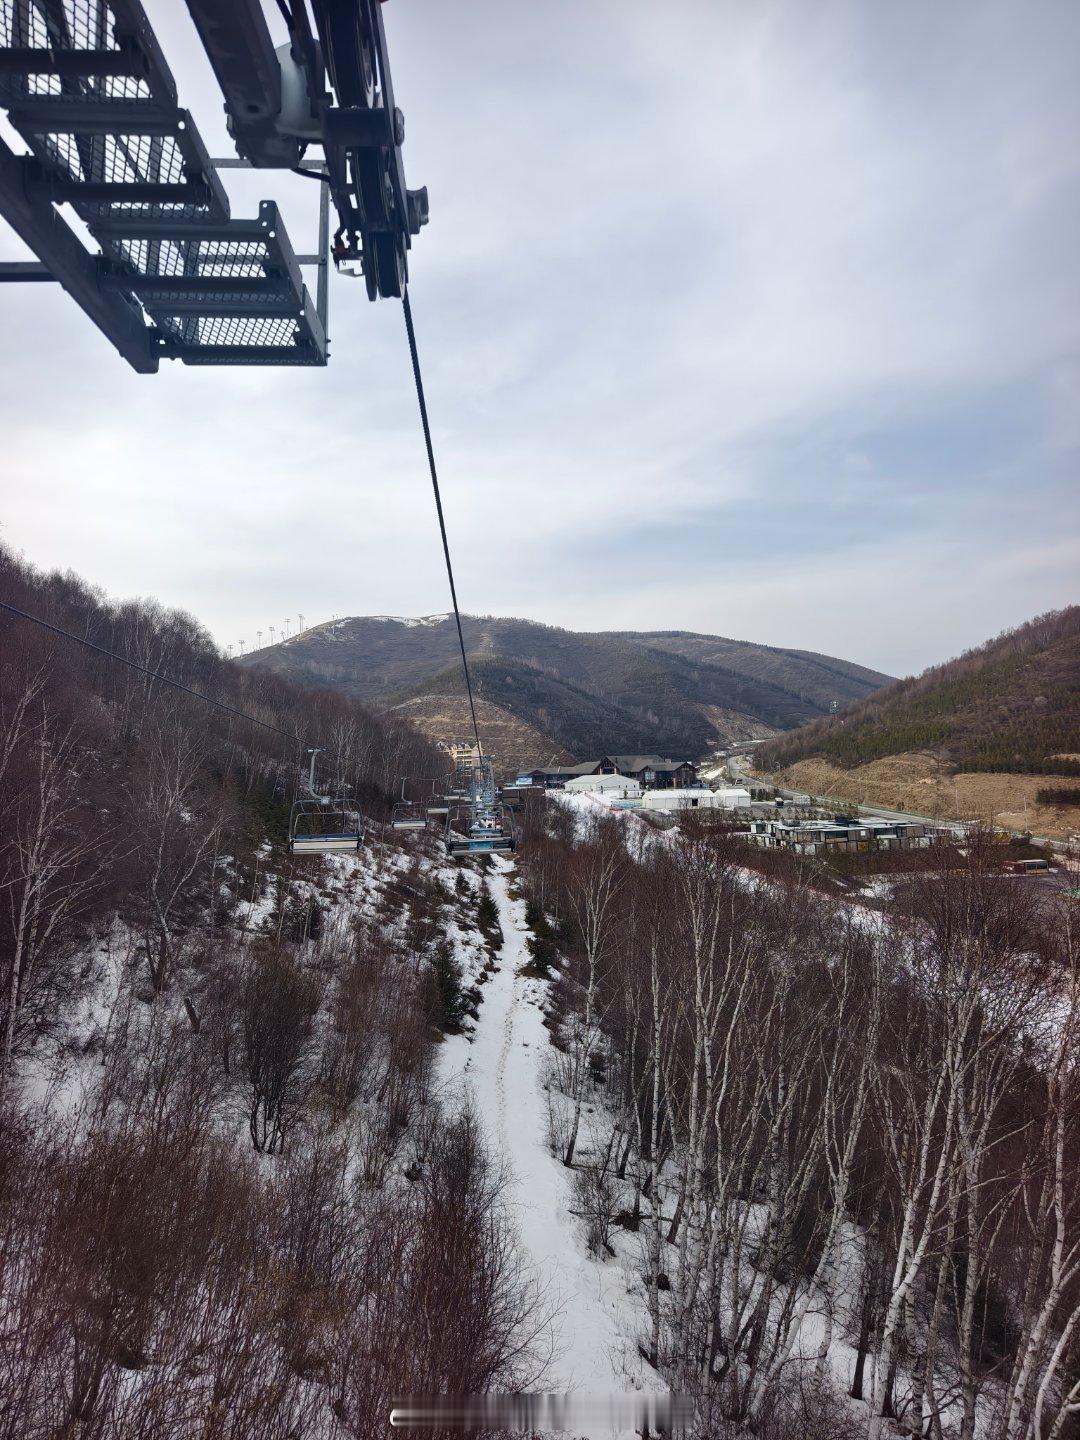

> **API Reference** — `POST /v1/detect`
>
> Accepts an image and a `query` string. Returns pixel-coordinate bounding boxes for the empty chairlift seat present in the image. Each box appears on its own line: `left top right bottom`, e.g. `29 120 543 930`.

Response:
391 778 431 831
288 797 364 855
288 749 363 855
391 802 427 832
426 779 450 817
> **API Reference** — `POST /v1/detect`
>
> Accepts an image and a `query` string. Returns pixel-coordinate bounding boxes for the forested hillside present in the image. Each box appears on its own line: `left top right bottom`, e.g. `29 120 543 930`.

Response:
525 798 1080 1437
389 651 750 760
616 629 890 712
242 613 892 763
3 540 1079 1438
0 547 548 1434
760 607 1080 775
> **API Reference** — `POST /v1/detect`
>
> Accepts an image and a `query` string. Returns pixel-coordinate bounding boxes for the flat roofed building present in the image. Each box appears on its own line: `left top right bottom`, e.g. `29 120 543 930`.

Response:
748 816 932 854
712 787 753 808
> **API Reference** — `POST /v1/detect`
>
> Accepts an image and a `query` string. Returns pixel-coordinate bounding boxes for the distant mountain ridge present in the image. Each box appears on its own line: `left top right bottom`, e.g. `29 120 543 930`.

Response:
242 615 891 766
614 630 889 712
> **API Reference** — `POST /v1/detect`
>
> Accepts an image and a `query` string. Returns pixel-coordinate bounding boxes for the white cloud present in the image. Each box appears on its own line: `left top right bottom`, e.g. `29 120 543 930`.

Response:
0 0 1077 674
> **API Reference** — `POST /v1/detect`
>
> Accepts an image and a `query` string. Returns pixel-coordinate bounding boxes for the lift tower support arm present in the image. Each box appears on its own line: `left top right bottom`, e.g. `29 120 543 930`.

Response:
181 0 303 168
0 132 158 373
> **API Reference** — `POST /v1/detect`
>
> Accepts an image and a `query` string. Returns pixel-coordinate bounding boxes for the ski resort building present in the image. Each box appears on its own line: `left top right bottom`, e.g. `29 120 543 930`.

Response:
747 816 935 854
515 755 699 790
712 787 753 808
442 739 482 767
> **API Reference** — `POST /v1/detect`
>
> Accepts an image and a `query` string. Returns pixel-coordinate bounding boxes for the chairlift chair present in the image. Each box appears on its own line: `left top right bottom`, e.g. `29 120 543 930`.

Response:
391 805 427 831
290 797 365 854
442 767 470 803
288 748 364 855
391 779 428 831
443 797 516 859
425 778 450 817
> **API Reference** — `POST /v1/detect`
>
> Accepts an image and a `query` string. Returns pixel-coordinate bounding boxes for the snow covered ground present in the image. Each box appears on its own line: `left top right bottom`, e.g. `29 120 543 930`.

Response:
438 857 664 1436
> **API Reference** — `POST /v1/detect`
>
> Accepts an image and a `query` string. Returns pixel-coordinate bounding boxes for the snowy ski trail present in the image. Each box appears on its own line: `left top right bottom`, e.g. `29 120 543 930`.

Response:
438 857 659 1432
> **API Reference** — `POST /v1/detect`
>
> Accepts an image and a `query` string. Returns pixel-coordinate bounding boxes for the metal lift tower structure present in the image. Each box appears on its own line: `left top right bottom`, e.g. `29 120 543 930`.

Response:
0 0 426 368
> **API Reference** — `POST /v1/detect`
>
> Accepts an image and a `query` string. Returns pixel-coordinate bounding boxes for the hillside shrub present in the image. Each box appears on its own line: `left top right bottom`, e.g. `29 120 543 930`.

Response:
1036 786 1080 806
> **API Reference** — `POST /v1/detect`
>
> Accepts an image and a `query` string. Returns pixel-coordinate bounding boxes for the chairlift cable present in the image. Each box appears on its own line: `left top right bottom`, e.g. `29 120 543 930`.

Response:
0 599 294 743
401 287 484 762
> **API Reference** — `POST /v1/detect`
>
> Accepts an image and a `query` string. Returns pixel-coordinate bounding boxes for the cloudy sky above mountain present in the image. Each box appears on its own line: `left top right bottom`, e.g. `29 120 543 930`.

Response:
1 0 1077 676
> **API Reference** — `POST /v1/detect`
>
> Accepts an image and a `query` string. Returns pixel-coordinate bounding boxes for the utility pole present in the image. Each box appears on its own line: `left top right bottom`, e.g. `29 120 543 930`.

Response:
283 618 290 639
269 625 276 645
238 639 245 656
256 629 263 650
298 612 305 635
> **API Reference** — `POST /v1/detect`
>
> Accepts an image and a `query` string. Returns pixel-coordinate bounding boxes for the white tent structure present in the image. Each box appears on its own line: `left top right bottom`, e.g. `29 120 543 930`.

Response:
712 787 753 809
564 773 643 799
642 786 752 814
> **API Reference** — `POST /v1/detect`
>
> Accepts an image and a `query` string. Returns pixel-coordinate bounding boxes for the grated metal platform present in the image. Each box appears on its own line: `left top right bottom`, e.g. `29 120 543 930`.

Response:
0 0 326 368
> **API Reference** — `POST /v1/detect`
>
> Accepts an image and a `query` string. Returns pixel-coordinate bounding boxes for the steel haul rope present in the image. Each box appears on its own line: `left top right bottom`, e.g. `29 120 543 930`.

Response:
4 292 486 769
401 287 484 762
0 600 294 742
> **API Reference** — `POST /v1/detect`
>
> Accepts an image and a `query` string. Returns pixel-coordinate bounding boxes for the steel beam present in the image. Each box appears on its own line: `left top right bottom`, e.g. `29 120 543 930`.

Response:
41 178 212 204
0 48 145 77
90 215 278 240
7 103 184 134
0 132 156 371
181 0 302 167
0 260 55 280
140 295 301 317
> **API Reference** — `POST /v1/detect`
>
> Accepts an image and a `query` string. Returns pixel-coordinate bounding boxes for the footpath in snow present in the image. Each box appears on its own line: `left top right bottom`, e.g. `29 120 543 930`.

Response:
438 857 661 1434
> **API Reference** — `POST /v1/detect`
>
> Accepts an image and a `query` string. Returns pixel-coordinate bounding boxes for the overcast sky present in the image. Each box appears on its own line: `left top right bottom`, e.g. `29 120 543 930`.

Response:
1 0 1077 677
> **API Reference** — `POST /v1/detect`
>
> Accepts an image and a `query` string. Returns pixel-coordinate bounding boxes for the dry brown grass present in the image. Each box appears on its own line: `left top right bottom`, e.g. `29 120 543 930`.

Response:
771 752 1080 839
385 693 572 776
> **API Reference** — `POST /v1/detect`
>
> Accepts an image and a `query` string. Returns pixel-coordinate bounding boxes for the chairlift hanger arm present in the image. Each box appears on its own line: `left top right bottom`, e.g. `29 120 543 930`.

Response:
184 0 428 301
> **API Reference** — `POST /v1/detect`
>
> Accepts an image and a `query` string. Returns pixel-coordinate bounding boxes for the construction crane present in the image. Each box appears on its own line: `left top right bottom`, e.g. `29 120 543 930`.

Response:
0 0 427 368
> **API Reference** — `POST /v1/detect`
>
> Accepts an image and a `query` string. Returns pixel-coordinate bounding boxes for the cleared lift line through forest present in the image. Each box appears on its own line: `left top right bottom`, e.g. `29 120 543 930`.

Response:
438 860 662 1436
